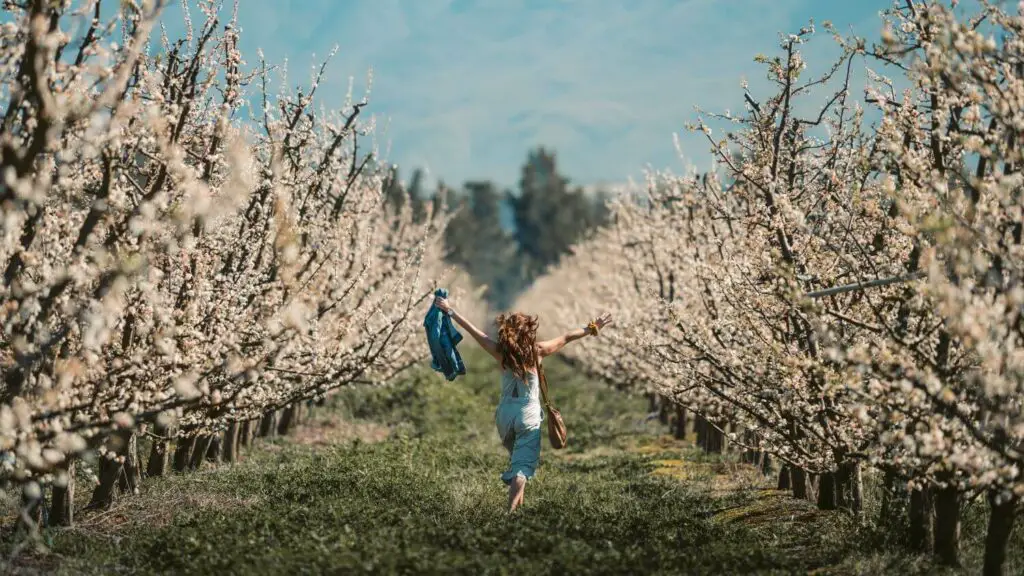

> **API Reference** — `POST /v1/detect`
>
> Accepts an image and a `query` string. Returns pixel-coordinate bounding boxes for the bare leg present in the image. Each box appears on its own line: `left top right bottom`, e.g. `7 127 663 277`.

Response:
508 474 526 513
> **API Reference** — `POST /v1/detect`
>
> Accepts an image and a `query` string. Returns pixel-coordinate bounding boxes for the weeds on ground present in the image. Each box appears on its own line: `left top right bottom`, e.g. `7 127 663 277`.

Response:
3 351 1019 575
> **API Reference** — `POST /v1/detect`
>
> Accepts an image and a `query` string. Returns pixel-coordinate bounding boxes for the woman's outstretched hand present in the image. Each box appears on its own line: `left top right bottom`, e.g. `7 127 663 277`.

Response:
434 295 452 314
586 312 613 336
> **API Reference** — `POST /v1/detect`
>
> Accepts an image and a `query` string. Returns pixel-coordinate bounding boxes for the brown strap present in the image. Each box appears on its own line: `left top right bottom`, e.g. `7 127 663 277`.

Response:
535 349 552 409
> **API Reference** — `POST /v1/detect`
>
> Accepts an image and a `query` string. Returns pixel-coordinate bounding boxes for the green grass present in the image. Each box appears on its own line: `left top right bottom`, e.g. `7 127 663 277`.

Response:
3 350 1020 574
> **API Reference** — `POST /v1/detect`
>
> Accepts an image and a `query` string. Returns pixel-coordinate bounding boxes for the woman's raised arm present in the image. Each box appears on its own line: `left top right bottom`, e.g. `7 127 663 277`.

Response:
434 295 502 363
537 312 612 358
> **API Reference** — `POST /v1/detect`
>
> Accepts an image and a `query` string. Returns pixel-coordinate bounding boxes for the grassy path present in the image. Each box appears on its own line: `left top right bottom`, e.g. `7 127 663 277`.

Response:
4 352 1000 575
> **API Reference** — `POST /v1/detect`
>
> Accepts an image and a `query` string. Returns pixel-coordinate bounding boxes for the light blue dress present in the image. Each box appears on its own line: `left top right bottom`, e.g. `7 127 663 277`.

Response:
495 368 544 485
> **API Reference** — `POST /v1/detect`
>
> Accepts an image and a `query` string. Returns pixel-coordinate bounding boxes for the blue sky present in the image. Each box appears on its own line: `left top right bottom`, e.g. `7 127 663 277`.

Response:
159 1 900 190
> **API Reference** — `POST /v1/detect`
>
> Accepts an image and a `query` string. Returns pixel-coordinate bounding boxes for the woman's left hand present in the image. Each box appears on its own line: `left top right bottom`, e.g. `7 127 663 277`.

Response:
589 312 613 334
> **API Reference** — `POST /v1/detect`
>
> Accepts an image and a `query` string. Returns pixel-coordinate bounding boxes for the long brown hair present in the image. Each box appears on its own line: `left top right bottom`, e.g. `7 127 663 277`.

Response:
495 312 539 380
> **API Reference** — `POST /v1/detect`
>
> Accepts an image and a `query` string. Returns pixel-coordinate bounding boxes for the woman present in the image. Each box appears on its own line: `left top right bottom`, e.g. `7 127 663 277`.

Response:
432 294 612 513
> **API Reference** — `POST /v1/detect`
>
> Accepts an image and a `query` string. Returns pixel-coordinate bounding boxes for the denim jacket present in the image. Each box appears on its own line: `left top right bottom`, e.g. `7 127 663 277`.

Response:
424 288 466 380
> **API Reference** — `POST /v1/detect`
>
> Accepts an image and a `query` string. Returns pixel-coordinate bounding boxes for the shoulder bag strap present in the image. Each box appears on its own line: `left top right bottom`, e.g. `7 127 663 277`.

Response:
535 348 552 409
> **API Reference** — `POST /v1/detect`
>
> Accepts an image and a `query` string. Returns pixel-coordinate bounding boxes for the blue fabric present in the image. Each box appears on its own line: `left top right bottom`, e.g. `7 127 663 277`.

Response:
424 288 466 381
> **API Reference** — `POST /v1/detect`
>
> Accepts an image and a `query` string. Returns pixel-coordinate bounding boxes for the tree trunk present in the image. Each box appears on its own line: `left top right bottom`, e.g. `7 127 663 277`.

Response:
658 396 670 426
240 420 253 447
695 415 707 449
206 433 222 462
792 467 809 500
87 454 124 510
778 465 791 490
258 411 277 438
740 431 756 464
848 461 863 515
933 483 961 566
173 436 197 472
835 465 849 510
880 468 908 529
49 458 76 526
18 484 43 536
909 486 934 552
88 430 131 509
146 425 171 477
249 418 259 444
223 422 240 463
647 393 657 414
673 405 687 440
705 424 724 454
817 471 837 510
190 435 214 470
117 433 141 496
983 492 1018 576
760 452 772 477
277 404 297 436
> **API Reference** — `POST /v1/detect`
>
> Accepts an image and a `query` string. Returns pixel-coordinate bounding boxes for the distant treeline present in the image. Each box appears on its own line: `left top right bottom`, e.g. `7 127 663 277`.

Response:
384 147 610 310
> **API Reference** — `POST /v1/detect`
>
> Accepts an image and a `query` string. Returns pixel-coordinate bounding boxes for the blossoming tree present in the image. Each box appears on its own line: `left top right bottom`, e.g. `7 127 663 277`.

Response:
0 0 481 535
515 1 1022 572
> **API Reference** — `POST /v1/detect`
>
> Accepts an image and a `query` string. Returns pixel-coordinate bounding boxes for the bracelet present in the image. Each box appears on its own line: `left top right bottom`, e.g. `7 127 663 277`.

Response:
586 321 599 336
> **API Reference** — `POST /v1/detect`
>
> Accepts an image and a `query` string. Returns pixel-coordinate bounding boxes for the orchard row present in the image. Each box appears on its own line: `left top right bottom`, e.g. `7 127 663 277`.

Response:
516 2 1023 573
0 0 483 537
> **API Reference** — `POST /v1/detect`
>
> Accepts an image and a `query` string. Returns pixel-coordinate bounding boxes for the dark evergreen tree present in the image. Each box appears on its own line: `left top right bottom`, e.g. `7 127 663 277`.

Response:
382 165 404 213
406 168 428 223
442 181 519 309
416 147 611 310
508 147 607 282
382 166 428 223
